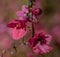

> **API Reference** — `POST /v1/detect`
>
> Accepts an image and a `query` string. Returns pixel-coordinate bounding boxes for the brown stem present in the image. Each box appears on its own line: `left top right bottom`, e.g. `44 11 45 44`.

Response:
22 37 26 45
32 21 35 37
29 0 35 37
1 53 3 57
13 43 17 52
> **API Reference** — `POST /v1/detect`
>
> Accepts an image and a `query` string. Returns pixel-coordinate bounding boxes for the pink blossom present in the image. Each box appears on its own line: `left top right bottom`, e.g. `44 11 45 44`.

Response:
8 28 27 40
32 8 42 16
32 0 42 17
16 11 22 17
33 44 52 54
7 19 27 40
16 5 29 21
22 5 29 13
28 32 52 54
16 4 42 23
16 11 28 21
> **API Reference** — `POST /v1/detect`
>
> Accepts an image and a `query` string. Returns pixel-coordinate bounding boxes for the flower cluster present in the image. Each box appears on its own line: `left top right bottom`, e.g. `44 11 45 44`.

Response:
6 0 53 55
7 0 42 40
16 4 42 22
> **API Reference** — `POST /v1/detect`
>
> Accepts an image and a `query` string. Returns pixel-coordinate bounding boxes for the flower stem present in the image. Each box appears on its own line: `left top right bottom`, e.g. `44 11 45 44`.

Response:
1 53 3 57
22 37 26 45
13 43 17 52
29 0 35 37
32 21 35 37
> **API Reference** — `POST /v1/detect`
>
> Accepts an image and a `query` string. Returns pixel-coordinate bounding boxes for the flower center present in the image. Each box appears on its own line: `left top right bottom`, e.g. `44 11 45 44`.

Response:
33 36 46 47
15 23 21 29
37 37 46 45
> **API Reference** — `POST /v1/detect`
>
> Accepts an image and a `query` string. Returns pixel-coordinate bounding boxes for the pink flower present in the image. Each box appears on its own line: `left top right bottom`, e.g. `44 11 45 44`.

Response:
28 32 52 54
22 5 29 14
16 10 29 22
16 4 42 23
27 4 42 23
16 5 29 21
32 0 43 17
16 11 28 21
7 19 27 40
33 44 52 54
32 8 42 16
